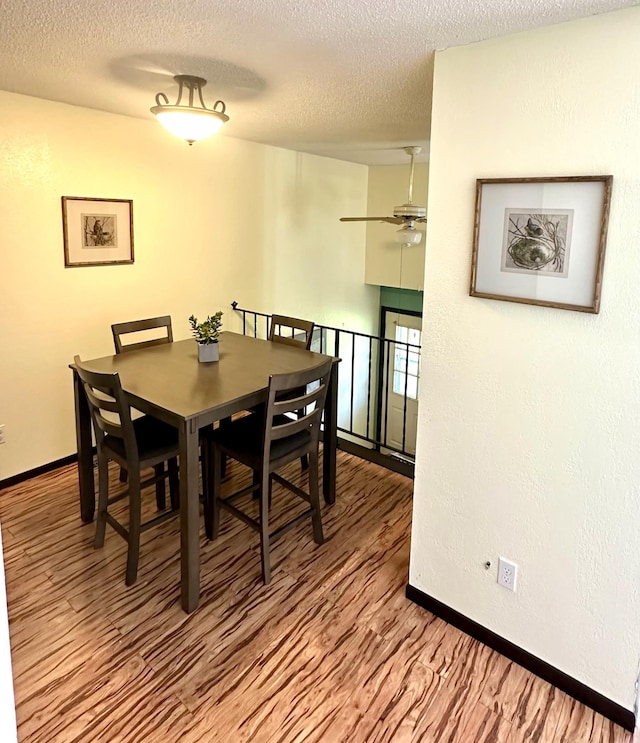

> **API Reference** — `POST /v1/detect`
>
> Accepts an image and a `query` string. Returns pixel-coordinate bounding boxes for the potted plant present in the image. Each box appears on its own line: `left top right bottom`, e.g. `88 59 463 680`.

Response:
189 311 223 362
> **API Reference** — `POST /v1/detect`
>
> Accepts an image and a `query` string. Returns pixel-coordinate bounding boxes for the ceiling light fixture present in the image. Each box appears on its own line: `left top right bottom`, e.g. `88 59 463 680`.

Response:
396 224 423 248
151 75 229 145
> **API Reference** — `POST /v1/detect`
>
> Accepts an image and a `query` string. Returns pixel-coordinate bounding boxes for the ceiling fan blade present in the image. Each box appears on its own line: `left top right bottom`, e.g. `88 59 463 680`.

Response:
340 216 403 224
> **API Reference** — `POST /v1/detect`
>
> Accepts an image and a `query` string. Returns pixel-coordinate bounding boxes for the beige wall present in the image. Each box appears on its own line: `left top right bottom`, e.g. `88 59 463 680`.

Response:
0 91 376 480
411 8 640 710
364 163 428 290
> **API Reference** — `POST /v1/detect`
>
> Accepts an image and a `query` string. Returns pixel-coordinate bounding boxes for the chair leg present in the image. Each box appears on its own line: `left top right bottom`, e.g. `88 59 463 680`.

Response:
154 464 166 510
205 443 222 541
308 449 324 545
168 457 179 511
259 466 271 584
212 446 222 540
220 417 233 478
94 452 109 548
203 442 212 538
297 409 309 471
126 472 142 586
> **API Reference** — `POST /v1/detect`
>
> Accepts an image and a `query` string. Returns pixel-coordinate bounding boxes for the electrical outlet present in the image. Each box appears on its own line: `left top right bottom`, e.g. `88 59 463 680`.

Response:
498 557 518 591
0 424 5 445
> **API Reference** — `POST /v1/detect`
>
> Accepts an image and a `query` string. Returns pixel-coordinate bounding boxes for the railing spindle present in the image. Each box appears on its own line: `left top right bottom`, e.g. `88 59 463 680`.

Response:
402 340 409 453
366 336 373 438
349 335 355 432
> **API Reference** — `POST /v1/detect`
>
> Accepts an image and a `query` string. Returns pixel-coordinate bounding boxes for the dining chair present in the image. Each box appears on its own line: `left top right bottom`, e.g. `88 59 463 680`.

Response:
204 358 332 584
268 314 315 350
111 315 173 354
74 356 180 586
220 314 317 478
112 315 173 506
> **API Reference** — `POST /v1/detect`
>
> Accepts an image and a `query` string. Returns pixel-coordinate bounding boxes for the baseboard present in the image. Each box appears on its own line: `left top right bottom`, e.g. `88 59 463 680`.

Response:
0 454 80 491
335 438 414 478
405 584 635 732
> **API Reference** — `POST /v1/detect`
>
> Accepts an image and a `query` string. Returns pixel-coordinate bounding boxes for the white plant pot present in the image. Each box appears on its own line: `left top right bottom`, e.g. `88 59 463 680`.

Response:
198 342 219 363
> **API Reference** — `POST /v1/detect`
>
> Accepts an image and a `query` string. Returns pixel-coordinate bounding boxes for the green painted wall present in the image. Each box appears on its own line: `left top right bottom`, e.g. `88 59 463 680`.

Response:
380 286 424 314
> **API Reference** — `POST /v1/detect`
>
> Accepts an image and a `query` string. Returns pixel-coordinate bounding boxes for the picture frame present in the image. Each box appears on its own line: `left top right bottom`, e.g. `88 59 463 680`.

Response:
62 196 134 267
470 176 613 313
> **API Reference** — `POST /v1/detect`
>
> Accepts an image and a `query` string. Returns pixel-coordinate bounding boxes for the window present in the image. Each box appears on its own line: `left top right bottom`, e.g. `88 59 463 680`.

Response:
393 325 421 400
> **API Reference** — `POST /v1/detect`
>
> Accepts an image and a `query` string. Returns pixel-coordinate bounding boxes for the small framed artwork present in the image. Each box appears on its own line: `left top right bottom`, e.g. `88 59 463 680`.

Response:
62 196 134 267
470 176 613 313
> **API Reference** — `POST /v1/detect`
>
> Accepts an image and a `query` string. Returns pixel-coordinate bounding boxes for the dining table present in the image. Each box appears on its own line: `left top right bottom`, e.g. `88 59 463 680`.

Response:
71 331 338 613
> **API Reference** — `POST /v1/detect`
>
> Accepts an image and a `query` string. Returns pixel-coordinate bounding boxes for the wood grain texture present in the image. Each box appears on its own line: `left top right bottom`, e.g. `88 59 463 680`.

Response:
0 452 631 743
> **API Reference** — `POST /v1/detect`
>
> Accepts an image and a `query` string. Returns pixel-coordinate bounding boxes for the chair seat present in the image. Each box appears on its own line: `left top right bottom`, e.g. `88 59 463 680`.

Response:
210 414 311 469
104 416 178 465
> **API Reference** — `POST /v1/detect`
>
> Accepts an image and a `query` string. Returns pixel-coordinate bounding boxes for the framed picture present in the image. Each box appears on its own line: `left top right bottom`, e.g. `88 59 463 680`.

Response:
62 197 134 267
470 176 612 313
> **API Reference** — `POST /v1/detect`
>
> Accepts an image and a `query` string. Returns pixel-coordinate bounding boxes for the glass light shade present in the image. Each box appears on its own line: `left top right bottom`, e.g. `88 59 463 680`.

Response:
155 110 225 144
396 226 423 247
151 75 229 145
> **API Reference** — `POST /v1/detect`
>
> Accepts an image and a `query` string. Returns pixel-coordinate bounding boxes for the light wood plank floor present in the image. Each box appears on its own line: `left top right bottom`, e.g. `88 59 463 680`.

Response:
0 452 631 743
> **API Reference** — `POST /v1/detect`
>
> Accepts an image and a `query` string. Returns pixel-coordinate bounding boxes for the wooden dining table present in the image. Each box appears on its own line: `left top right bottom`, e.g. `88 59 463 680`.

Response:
71 332 338 613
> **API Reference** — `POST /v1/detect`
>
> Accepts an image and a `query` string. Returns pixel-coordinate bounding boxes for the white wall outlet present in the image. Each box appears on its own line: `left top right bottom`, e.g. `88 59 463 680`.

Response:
498 557 518 591
0 424 5 445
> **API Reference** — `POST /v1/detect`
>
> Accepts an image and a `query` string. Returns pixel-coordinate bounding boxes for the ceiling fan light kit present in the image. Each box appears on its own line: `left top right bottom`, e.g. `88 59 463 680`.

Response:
151 75 229 145
396 225 422 247
340 145 427 245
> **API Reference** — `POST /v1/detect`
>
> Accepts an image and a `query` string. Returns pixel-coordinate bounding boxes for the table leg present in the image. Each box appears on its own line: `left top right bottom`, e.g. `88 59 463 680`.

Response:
180 419 201 613
323 362 338 504
73 369 95 523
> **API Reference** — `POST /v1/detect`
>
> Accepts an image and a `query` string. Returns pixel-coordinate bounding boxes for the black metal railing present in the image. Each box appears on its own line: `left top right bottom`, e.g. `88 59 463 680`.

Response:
231 302 420 477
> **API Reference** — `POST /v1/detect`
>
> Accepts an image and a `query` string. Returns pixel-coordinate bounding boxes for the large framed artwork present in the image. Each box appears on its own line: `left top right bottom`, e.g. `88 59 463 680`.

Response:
62 196 134 267
470 176 613 313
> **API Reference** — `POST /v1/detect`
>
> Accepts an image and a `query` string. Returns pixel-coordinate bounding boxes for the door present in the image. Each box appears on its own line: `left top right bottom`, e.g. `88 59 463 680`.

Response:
380 310 422 457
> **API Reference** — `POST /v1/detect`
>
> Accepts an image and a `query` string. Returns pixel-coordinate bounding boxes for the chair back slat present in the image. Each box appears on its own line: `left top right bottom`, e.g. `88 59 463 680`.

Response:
272 385 322 417
269 408 322 442
268 314 314 350
112 316 173 354
82 387 125 438
73 355 139 465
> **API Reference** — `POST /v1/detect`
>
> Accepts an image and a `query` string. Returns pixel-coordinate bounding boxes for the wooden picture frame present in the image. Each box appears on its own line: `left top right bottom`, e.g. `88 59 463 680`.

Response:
470 176 612 313
62 196 134 267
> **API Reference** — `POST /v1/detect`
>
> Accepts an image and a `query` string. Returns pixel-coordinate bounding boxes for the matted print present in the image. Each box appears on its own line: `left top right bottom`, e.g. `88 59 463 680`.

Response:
470 177 612 313
62 197 134 267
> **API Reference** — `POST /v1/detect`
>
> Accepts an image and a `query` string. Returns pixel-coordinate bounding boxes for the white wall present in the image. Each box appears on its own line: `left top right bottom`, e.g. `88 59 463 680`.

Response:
0 91 377 480
411 7 640 710
364 163 428 290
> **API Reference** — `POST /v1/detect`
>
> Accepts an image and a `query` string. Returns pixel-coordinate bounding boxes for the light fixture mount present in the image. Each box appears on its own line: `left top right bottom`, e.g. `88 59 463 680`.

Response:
151 75 229 145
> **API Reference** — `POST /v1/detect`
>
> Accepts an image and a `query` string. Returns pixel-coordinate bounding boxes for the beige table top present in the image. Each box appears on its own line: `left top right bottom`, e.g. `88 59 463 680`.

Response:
78 332 334 425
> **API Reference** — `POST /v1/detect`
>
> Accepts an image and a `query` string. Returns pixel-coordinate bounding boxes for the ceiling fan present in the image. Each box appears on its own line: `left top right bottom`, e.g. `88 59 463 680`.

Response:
340 145 427 246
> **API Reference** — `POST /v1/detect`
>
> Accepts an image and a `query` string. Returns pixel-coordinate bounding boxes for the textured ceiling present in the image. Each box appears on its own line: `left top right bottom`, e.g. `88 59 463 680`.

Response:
1 0 636 163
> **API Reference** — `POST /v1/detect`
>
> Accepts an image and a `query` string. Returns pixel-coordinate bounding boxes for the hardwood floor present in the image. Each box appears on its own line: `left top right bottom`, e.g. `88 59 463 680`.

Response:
0 452 631 743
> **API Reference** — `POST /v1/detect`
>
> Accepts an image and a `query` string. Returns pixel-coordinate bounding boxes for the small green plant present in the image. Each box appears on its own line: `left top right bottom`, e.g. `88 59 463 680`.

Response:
189 311 223 344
